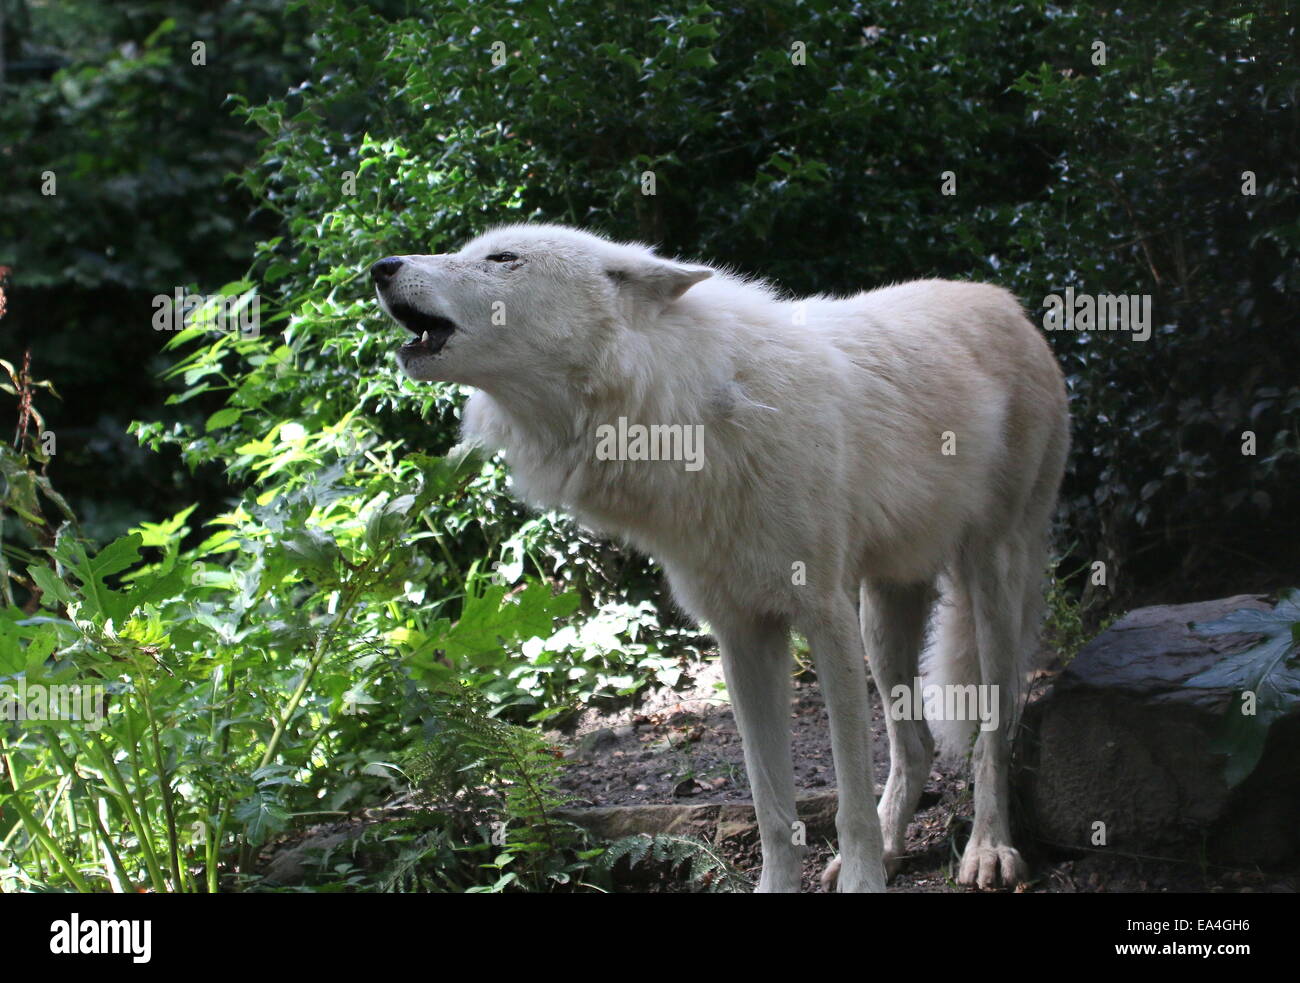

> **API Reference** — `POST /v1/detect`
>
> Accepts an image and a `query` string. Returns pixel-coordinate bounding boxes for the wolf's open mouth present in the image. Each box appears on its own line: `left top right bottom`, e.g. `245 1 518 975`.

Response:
389 302 456 355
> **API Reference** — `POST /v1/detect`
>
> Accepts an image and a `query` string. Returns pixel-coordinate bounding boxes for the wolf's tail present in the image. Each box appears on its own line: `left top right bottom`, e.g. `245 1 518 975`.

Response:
918 577 981 766
919 538 1049 767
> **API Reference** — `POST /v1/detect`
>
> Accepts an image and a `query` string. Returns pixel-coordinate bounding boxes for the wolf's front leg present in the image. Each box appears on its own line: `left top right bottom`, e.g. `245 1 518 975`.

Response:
717 616 802 893
803 596 888 893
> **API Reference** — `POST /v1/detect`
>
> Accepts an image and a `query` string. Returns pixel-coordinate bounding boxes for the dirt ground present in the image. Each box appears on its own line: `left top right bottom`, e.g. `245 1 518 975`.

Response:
552 659 1299 893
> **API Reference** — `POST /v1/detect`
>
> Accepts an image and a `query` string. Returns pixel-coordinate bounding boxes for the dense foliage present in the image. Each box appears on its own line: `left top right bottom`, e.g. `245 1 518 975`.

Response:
0 0 310 539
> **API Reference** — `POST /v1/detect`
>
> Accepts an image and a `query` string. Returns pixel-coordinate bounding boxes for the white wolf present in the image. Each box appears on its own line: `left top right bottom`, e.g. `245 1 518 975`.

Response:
373 224 1069 892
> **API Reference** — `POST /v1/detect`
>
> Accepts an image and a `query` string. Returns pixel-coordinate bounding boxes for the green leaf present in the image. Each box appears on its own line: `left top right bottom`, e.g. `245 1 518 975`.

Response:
28 564 74 609
206 407 244 432
27 623 59 662
1188 591 1300 787
279 527 341 583
423 578 580 668
234 793 291 847
130 504 197 550
55 534 143 625
363 493 417 552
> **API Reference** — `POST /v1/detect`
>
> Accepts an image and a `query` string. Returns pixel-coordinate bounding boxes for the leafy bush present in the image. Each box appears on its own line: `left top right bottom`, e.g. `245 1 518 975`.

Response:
401 687 595 892
1005 4 1300 596
1 394 584 891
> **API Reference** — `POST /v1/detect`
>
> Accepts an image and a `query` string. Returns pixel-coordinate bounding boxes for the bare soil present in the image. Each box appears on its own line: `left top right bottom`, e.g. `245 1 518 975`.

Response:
552 659 1299 893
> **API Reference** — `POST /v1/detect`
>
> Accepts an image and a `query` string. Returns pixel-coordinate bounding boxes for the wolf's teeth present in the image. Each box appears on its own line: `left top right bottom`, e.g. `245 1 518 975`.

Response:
421 331 429 343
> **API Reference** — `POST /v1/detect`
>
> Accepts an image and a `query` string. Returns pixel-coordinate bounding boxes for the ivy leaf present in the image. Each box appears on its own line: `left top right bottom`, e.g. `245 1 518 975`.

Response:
1188 591 1300 787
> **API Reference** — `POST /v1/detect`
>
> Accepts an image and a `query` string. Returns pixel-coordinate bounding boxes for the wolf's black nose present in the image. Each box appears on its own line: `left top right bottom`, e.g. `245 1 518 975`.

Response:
371 257 404 283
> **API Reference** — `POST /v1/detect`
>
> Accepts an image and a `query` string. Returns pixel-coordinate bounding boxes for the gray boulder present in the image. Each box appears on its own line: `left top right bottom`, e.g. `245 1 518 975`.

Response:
1016 594 1300 865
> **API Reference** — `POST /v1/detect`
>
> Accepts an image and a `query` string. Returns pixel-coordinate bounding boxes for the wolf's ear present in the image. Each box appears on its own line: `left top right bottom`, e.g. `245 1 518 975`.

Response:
606 260 712 302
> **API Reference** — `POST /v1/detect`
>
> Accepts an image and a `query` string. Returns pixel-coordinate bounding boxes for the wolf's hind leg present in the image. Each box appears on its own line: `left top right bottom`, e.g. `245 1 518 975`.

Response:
862 579 934 876
956 541 1030 889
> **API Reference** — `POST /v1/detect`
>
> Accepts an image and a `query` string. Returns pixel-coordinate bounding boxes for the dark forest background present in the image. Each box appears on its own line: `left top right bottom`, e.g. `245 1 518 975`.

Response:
4 0 1297 604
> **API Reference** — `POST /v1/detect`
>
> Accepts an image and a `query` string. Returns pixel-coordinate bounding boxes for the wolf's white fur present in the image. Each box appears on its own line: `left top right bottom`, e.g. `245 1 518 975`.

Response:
375 224 1069 892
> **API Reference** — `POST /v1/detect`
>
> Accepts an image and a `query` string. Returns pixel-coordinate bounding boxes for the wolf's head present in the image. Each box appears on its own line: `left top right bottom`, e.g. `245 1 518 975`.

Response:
371 224 712 391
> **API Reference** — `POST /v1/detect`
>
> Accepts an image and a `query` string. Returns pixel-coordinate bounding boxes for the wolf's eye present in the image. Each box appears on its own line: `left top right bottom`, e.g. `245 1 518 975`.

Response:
485 252 519 263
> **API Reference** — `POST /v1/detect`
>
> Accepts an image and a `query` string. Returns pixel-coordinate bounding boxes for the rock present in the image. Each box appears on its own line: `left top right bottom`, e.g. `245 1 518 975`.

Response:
1015 594 1300 866
672 777 707 798
557 791 840 845
262 828 364 885
556 803 711 841
574 727 619 757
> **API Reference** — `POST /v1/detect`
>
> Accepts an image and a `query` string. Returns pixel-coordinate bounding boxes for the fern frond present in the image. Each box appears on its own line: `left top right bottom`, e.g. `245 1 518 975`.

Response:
601 833 749 893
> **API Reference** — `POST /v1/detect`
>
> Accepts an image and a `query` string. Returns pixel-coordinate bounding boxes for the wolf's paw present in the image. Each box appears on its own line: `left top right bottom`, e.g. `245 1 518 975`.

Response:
755 868 802 893
819 851 902 892
819 855 840 892
957 840 1026 890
